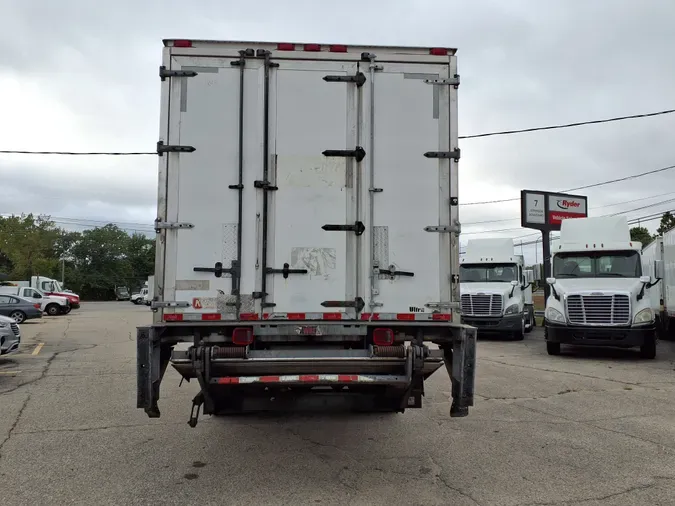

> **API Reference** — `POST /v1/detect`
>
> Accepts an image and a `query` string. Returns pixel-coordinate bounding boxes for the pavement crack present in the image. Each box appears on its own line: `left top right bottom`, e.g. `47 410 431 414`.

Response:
429 456 482 505
518 481 656 505
0 393 31 461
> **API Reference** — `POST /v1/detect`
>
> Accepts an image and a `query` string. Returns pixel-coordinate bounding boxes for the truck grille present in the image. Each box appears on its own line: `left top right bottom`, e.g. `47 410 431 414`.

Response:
566 294 630 325
461 294 503 316
10 323 20 336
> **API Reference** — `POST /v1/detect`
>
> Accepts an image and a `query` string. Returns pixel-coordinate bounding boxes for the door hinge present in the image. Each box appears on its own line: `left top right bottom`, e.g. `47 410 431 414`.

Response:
154 221 194 232
424 149 460 161
159 66 198 81
157 140 196 156
266 263 308 279
375 265 415 278
151 301 191 309
322 222 366 236
424 75 460 87
424 222 461 234
322 147 366 163
323 72 367 87
230 48 255 66
254 180 278 191
321 297 365 312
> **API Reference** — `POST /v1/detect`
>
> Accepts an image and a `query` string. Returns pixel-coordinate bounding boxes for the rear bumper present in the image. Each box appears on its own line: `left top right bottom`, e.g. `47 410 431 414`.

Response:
462 313 522 333
545 322 655 347
171 348 445 379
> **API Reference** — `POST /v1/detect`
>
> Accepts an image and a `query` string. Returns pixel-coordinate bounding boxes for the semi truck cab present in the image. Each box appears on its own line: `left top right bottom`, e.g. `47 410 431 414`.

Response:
544 216 661 358
460 238 537 340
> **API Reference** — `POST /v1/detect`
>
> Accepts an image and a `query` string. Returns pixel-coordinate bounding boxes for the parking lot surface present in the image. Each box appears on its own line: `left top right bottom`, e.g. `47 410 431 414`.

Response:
2 303 675 505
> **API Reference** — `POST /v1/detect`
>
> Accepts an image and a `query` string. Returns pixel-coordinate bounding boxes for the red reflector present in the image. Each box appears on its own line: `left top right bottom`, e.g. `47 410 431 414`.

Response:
201 313 221 321
322 312 342 320
287 313 306 320
429 47 448 56
173 40 193 48
373 328 394 346
396 313 415 321
164 314 183 322
304 44 321 52
261 376 280 383
361 313 380 320
300 375 319 382
338 375 358 382
239 313 259 321
232 327 253 346
277 43 295 51
432 313 452 321
329 44 348 52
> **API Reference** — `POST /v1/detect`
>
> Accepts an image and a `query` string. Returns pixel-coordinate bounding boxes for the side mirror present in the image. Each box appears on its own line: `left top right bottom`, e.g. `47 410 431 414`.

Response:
640 275 651 284
510 280 519 286
546 277 556 285
524 270 534 284
532 265 542 281
654 259 665 280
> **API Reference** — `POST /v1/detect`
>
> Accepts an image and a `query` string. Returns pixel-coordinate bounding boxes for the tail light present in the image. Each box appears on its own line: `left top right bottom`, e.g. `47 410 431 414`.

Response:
429 48 448 55
232 327 254 346
373 328 394 346
303 44 321 52
173 39 193 48
34 303 41 309
277 43 295 51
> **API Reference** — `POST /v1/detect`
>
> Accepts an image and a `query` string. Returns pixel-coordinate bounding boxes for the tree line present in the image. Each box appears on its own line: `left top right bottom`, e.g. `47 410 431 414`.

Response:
0 214 155 300
629 211 675 247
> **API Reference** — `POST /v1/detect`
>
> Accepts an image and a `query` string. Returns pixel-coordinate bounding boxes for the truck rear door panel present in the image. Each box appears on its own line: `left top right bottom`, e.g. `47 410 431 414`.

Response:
164 56 262 316
268 62 358 315
365 63 452 315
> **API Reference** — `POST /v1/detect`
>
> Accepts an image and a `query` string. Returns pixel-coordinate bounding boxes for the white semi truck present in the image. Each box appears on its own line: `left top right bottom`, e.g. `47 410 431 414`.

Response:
460 238 536 340
136 39 476 426
640 226 675 338
544 216 661 358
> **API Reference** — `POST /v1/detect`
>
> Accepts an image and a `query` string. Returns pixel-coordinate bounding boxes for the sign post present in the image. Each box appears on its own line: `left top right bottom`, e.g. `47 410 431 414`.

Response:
520 190 588 301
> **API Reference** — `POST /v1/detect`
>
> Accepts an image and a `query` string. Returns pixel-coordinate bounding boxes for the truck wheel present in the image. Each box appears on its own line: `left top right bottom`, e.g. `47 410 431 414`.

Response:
524 309 535 333
640 332 657 360
512 318 525 341
46 304 61 316
546 342 561 355
9 311 26 324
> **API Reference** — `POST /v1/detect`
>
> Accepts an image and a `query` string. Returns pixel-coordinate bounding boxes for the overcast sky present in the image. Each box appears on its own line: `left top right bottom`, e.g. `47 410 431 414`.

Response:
1 0 674 263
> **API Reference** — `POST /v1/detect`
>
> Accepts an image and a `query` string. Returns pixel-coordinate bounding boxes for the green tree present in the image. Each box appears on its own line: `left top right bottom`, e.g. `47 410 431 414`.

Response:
0 214 61 280
657 211 675 235
630 226 654 247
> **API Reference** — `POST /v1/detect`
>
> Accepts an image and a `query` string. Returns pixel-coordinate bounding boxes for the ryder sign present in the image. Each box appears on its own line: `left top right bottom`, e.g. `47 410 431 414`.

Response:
521 190 587 231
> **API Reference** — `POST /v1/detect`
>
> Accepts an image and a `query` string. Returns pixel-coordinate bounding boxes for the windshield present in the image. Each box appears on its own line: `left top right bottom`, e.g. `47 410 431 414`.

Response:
552 251 641 278
460 263 518 283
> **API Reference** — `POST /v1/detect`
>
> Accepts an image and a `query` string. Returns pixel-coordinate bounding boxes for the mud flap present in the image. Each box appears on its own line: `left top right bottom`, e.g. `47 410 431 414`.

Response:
443 324 477 417
137 326 171 418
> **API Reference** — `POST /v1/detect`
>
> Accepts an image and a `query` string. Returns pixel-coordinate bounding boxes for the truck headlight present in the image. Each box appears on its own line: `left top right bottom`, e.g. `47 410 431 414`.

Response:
545 307 565 323
634 308 654 324
504 304 520 315
0 322 7 328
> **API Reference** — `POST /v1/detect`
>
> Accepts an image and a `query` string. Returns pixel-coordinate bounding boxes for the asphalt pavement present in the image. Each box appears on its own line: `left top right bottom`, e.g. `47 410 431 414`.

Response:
2 303 675 505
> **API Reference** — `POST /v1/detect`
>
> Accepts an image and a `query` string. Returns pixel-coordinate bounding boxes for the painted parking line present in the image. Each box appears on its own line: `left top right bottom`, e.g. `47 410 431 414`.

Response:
0 370 21 375
32 343 45 356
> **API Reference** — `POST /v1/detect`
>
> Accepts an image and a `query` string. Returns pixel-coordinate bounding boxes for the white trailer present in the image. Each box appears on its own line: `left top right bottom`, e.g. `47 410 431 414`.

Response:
642 229 675 337
137 39 476 426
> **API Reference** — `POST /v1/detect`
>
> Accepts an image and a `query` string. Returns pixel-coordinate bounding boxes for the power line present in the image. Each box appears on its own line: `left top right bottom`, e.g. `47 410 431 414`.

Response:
2 108 674 156
0 150 155 156
459 108 675 140
463 162 675 206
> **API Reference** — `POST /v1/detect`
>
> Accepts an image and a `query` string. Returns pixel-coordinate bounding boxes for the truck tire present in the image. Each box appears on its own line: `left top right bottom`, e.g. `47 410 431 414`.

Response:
546 341 561 355
9 311 26 324
46 304 61 316
524 308 535 333
512 318 525 341
640 332 657 360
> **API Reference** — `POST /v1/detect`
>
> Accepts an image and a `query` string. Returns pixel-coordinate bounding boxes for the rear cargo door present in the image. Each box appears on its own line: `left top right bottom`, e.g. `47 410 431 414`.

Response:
266 60 360 316
364 63 456 316
161 55 264 318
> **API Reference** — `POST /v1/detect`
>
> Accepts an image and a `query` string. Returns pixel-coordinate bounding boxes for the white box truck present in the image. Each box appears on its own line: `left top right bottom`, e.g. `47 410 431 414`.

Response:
460 238 537 340
641 228 674 337
544 216 661 358
136 39 477 426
